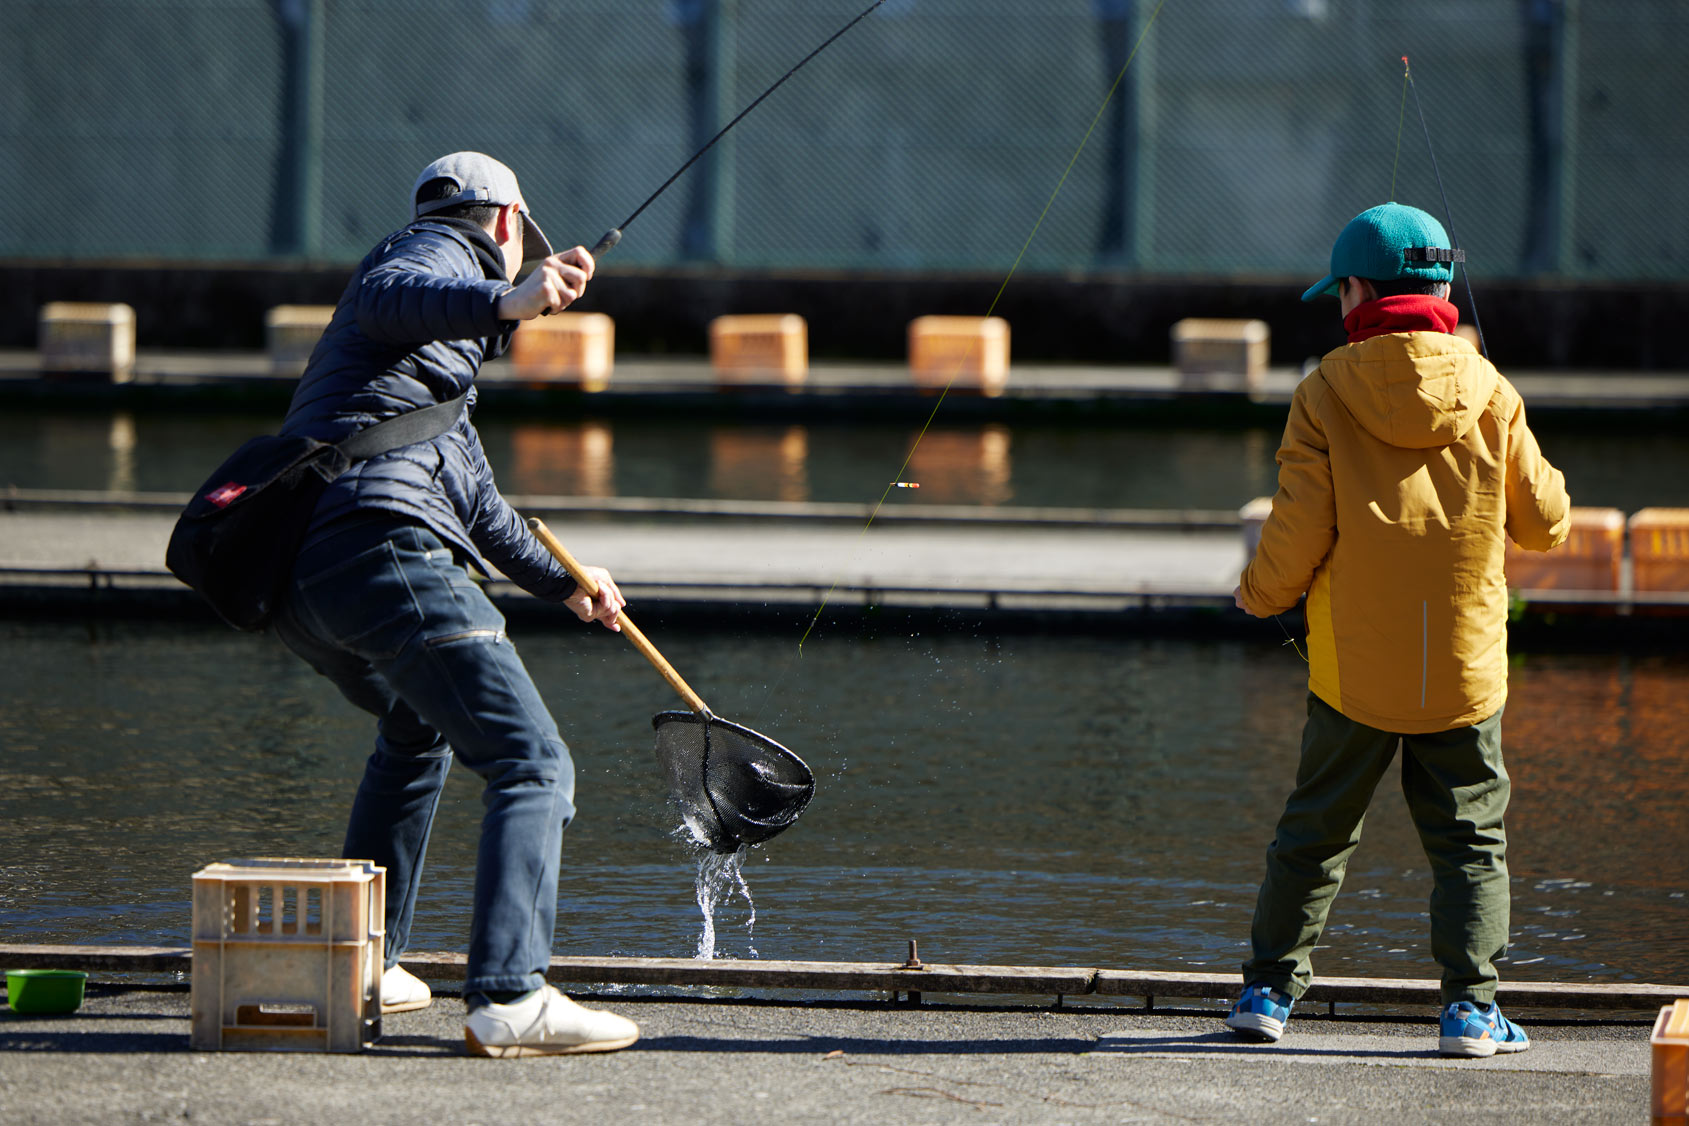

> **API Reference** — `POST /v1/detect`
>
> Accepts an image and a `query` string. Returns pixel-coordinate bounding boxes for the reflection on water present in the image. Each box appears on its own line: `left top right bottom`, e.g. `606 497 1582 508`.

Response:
0 621 1684 986
905 425 1012 505
710 427 809 503
4 408 1688 513
510 422 614 498
108 413 136 493
33 413 139 494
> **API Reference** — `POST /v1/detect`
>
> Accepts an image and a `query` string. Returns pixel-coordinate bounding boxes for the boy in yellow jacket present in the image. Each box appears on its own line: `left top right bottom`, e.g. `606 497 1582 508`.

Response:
1227 203 1570 1057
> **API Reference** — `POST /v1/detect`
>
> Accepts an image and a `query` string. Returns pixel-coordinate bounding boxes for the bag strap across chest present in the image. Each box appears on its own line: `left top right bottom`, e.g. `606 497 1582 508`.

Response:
335 390 469 463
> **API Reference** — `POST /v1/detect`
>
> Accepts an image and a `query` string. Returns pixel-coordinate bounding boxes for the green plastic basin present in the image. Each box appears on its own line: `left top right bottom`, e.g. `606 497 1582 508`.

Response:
5 969 88 1014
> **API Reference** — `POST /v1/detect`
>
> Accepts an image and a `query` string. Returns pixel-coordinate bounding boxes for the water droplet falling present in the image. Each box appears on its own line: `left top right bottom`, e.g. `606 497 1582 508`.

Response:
694 846 757 960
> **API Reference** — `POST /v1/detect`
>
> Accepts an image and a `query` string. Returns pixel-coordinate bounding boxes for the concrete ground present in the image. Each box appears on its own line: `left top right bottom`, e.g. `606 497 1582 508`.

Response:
0 986 1656 1125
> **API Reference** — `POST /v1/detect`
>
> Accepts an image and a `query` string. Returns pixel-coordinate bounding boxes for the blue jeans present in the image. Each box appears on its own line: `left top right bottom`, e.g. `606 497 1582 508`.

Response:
273 519 575 996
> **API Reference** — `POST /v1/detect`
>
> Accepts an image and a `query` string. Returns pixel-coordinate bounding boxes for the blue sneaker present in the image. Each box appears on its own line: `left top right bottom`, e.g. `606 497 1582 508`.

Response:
1438 1001 1530 1058
1225 983 1294 1042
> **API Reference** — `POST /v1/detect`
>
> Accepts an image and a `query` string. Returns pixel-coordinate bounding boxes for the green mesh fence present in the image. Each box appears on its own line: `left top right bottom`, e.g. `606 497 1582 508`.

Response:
1 0 1682 279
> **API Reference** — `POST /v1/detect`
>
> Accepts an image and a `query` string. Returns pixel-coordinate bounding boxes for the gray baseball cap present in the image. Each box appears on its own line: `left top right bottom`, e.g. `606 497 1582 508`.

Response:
411 151 555 262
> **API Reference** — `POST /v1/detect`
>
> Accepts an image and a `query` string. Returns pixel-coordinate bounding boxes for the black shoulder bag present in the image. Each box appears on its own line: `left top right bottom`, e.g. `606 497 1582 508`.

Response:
166 393 468 632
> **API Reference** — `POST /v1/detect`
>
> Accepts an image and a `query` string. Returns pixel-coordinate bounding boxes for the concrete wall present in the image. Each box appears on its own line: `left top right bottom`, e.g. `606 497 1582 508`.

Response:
2 0 1684 280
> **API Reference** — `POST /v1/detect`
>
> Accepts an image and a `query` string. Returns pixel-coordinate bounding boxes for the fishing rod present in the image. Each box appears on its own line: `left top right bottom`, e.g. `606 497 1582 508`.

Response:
1400 56 1488 357
587 0 888 260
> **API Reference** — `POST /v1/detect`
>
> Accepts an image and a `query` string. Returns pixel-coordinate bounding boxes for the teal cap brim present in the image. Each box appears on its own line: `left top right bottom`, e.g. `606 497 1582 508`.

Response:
1301 273 1340 302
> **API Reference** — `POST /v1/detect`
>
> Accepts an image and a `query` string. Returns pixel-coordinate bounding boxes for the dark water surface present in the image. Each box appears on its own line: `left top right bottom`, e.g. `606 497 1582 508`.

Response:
2 621 1684 987
4 409 1689 512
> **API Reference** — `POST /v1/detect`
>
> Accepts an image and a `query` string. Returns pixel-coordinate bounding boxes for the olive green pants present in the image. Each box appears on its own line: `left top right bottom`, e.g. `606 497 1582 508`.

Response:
1241 694 1512 1005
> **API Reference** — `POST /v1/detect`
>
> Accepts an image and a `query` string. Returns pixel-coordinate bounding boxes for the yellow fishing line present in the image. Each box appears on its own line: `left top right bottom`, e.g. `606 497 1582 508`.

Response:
1274 614 1309 664
794 0 1169 655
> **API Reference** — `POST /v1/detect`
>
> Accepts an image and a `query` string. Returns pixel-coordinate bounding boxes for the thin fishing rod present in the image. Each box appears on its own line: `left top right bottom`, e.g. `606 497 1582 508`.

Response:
589 0 888 259
1401 56 1488 357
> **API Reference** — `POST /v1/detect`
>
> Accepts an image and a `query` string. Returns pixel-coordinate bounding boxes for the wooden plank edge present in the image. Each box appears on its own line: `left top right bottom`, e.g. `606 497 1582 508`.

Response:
409 952 1096 995
1093 969 1686 1010
0 944 191 972
4 946 1683 1010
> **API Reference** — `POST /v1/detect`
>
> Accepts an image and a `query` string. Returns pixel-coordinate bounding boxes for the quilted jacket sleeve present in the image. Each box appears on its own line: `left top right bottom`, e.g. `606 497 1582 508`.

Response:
457 422 578 602
1238 377 1338 616
1501 387 1572 551
355 230 510 345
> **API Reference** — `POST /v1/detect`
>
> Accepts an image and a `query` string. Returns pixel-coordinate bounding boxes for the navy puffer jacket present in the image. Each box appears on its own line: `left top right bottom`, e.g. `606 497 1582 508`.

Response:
281 218 575 601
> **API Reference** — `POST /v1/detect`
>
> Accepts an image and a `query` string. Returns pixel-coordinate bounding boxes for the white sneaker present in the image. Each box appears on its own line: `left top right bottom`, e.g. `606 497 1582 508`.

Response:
464 984 640 1057
380 964 433 1014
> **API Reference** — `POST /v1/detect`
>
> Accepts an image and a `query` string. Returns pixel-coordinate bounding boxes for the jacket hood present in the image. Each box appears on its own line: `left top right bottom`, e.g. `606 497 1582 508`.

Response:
1318 332 1498 449
404 218 519 360
411 217 509 283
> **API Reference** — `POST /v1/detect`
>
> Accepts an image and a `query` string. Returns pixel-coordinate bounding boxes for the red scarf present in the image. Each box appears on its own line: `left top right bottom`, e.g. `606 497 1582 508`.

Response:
1343 294 1461 343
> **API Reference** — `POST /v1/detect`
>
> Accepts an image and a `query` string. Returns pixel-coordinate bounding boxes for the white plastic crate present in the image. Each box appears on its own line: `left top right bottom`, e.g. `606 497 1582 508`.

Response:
190 858 385 1053
38 302 136 382
1171 317 1268 396
265 305 335 376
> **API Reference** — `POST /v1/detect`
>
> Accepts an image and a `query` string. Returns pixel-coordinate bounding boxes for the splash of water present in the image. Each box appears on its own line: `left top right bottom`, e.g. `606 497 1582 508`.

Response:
694 846 757 960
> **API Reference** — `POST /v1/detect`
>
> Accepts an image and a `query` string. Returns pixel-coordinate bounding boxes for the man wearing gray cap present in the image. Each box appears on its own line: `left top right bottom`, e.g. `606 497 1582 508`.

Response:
274 151 640 1056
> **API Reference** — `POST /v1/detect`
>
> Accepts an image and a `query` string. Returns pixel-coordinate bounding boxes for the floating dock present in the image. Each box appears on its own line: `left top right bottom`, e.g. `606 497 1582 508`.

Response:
5 349 1689 422
3 489 1685 640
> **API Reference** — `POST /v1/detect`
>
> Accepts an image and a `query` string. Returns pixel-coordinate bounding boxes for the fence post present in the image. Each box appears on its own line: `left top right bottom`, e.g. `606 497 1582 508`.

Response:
1556 0 1579 277
1096 0 1141 268
275 0 324 258
681 0 738 263
1521 0 1575 275
1130 2 1157 273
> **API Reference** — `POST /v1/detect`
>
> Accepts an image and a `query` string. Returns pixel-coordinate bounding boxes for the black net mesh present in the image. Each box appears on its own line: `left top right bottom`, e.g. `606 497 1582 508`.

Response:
653 710 814 853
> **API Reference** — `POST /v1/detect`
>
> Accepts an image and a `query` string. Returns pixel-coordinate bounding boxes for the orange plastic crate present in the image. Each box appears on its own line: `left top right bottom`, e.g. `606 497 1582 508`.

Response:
709 314 807 385
908 316 1009 396
1654 1000 1689 1120
507 312 614 390
1504 507 1623 592
1630 508 1689 594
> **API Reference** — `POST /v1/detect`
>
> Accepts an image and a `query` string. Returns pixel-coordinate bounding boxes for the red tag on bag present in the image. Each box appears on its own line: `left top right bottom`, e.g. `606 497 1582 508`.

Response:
206 482 247 508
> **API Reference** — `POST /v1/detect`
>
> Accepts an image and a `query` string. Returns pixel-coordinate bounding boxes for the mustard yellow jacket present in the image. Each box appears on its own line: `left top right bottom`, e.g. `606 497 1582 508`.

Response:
1239 331 1570 733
